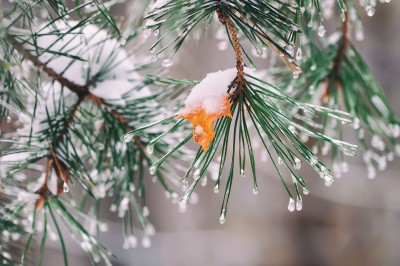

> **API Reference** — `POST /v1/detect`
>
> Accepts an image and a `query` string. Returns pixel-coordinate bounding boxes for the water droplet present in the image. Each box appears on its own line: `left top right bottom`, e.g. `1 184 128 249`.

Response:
143 28 151 39
193 169 201 180
303 187 309 195
6 116 12 123
318 25 326 37
240 168 245 177
161 59 173 68
201 176 207 186
142 206 150 217
219 210 226 224
367 166 376 179
252 186 258 195
366 6 375 17
278 156 284 165
296 48 303 61
123 134 134 143
151 54 158 62
213 184 219 193
153 29 159 36
149 165 157 175
294 158 301 169
146 144 154 154
324 175 334 186
142 236 151 248
63 182 69 192
293 71 299 79
288 198 295 212
296 200 303 211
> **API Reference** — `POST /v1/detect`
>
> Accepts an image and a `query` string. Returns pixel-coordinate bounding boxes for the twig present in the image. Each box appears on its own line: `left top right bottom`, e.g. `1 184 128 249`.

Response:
323 6 350 101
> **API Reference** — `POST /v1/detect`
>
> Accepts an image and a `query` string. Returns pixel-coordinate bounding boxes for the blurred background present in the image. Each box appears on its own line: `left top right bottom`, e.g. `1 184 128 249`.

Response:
38 2 400 266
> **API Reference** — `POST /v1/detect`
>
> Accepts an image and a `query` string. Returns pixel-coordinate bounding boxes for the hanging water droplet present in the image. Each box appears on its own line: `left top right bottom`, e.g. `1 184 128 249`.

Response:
153 29 160 36
182 178 188 189
63 182 69 193
303 187 309 195
151 54 158 62
367 166 376 179
213 184 219 193
219 210 226 224
142 206 150 217
161 59 173 68
366 6 375 17
293 71 299 79
143 28 151 39
294 158 301 169
324 175 334 186
296 200 303 211
146 144 154 154
288 198 295 212
252 186 258 195
296 47 303 61
149 165 157 175
123 134 134 143
278 156 284 165
142 236 151 248
6 116 12 123
240 168 245 177
318 25 326 37
193 169 201 180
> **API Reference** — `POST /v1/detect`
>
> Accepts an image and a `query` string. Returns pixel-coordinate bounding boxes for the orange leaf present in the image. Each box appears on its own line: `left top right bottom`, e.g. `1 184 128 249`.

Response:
179 95 232 152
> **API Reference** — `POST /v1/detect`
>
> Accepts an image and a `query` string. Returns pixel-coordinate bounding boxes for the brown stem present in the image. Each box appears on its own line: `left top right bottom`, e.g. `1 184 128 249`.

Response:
217 9 244 83
323 8 350 101
6 34 89 96
7 31 148 200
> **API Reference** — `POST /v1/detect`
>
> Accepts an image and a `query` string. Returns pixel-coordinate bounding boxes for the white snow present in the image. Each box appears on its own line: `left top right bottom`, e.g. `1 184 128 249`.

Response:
151 0 169 10
180 68 237 115
25 21 149 102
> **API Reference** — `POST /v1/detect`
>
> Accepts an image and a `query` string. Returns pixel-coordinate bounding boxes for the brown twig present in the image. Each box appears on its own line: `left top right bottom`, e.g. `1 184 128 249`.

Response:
7 31 148 201
323 8 350 102
217 9 244 84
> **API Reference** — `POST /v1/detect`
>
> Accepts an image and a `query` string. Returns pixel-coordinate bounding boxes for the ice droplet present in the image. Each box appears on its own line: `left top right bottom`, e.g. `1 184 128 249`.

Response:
142 236 151 248
252 186 258 195
123 134 134 143
318 25 326 37
151 54 158 62
366 6 375 17
240 168 245 177
294 158 301 169
219 210 226 224
324 175 334 186
142 206 150 217
146 144 154 154
193 169 201 180
296 200 303 211
296 48 303 61
161 59 173 68
63 182 69 193
149 165 157 175
288 198 295 212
